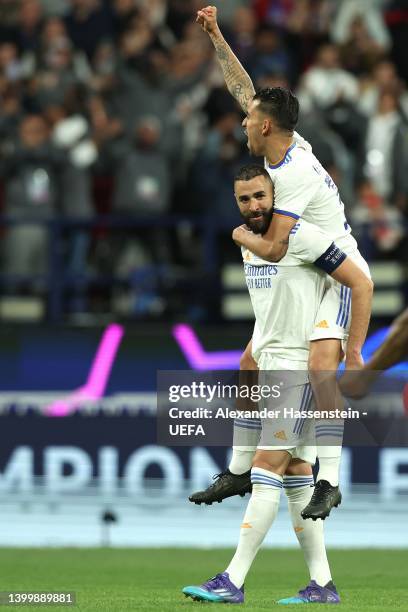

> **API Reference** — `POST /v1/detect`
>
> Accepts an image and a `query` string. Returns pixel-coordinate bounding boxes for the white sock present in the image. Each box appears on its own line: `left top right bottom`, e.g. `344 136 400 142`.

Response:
316 420 344 486
284 475 332 586
225 468 282 588
229 449 254 475
316 456 340 487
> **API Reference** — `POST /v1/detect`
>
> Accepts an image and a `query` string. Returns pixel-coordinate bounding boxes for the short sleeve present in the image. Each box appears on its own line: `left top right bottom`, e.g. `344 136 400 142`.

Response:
289 221 345 269
272 163 320 220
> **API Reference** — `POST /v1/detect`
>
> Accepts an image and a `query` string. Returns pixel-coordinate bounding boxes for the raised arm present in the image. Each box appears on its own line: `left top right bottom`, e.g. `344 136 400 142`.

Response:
196 6 255 113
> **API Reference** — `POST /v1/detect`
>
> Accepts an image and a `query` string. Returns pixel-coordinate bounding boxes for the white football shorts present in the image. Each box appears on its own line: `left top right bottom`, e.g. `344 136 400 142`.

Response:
233 353 317 465
310 251 371 345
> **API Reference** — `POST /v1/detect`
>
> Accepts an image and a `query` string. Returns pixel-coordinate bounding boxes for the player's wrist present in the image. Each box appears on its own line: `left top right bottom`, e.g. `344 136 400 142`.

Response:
346 346 362 359
345 348 364 370
209 26 222 41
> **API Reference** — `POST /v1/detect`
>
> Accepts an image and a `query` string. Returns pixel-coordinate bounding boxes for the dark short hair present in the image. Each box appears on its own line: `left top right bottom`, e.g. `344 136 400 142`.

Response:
253 87 299 132
234 164 272 183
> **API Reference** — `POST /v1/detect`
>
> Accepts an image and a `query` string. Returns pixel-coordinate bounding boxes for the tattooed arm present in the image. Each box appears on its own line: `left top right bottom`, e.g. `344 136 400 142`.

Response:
196 5 255 113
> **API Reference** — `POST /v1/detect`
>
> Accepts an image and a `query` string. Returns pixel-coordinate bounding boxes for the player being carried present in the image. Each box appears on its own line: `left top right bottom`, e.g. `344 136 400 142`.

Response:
183 165 373 604
193 5 372 519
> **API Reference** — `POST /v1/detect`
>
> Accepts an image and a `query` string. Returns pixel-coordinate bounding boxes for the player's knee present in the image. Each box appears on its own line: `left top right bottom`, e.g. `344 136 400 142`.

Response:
252 450 290 475
308 340 341 372
285 459 312 477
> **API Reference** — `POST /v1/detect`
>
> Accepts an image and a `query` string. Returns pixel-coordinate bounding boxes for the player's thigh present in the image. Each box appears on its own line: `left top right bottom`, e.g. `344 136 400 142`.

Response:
309 338 342 372
285 458 312 477
252 449 292 475
309 279 350 369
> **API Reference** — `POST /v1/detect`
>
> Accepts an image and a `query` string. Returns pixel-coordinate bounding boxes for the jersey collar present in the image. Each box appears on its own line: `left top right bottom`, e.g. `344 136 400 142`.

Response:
268 142 296 169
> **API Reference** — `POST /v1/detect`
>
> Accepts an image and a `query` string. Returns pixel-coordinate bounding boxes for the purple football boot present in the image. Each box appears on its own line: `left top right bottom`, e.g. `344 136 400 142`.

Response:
277 580 340 605
182 572 244 603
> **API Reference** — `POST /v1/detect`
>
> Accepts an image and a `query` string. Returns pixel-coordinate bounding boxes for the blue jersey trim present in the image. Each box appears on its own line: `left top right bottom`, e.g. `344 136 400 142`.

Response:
268 142 296 169
274 209 300 220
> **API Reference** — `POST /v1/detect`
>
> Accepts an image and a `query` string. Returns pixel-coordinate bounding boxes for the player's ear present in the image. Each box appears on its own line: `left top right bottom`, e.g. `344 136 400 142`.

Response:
262 118 271 136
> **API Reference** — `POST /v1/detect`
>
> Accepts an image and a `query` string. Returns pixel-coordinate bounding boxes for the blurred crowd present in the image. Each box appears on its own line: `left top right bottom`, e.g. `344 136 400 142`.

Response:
0 0 407 319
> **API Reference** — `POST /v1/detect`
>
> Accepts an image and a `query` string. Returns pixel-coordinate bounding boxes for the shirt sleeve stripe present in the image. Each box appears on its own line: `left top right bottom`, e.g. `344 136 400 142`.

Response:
274 209 300 220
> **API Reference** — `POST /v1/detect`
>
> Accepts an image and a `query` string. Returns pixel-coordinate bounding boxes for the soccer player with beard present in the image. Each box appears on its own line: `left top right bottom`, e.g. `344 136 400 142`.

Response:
193 6 373 519
183 166 373 604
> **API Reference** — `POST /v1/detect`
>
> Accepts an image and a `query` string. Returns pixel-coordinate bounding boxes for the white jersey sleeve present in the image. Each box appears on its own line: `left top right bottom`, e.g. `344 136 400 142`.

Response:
271 157 321 220
290 220 347 272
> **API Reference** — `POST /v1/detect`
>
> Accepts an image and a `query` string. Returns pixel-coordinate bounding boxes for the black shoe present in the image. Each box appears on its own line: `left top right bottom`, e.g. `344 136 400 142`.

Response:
189 469 252 505
301 480 342 521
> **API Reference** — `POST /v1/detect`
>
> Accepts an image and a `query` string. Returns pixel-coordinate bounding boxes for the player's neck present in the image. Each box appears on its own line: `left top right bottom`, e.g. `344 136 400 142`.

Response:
265 135 294 167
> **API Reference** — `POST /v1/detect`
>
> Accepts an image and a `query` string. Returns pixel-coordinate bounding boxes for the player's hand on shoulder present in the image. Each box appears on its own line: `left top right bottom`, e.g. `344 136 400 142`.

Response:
232 224 250 246
196 6 219 34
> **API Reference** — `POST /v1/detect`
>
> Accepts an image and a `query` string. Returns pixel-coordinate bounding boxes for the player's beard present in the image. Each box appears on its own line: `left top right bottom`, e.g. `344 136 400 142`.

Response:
242 208 273 235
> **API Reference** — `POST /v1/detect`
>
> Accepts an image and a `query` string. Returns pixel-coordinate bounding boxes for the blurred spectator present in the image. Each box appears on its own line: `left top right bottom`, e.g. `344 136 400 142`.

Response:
112 0 139 36
139 0 168 31
228 6 258 65
112 17 165 128
0 1 20 34
107 115 171 216
352 181 404 256
331 0 391 51
89 40 117 95
253 0 333 47
191 109 249 223
50 106 95 220
16 0 44 52
339 15 387 75
40 0 68 16
1 108 95 287
165 0 197 41
362 90 408 205
216 0 246 27
0 41 24 82
358 59 408 118
96 114 172 314
97 113 170 234
247 24 292 83
298 43 359 111
0 83 23 143
64 0 114 60
24 17 91 110
352 90 408 254
0 114 65 278
253 0 294 28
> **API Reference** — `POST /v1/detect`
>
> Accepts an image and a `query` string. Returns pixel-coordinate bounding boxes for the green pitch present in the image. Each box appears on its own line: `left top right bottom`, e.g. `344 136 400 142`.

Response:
0 548 406 611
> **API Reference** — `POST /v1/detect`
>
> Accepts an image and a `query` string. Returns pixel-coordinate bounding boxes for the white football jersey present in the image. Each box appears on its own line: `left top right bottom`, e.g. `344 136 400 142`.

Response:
243 220 346 363
265 132 358 255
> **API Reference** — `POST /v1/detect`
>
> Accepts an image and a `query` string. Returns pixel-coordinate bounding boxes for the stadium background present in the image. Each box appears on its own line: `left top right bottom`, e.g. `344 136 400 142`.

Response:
0 0 407 605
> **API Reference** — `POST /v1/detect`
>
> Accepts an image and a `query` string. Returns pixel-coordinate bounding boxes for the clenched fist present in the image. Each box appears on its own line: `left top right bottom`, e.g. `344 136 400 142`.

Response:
196 5 219 34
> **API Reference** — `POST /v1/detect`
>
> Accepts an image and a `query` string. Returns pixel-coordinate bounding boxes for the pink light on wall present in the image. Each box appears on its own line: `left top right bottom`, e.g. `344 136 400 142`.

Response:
172 323 241 370
45 323 124 417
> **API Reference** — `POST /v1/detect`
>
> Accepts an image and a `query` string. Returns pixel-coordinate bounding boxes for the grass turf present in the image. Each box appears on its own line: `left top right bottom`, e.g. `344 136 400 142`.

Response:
0 548 406 611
